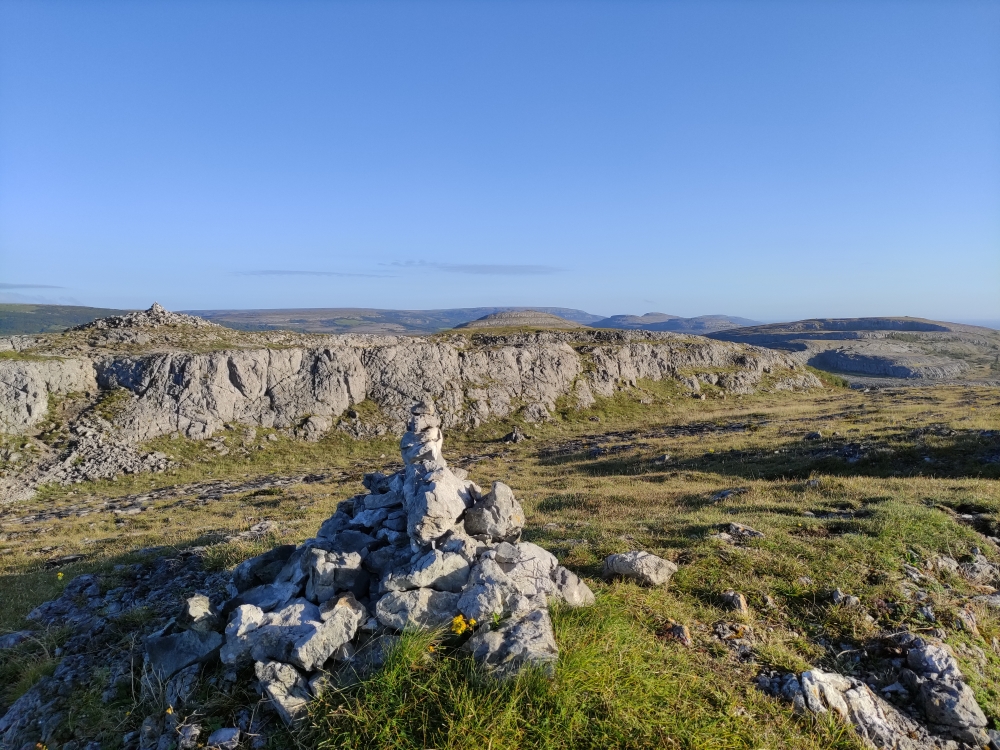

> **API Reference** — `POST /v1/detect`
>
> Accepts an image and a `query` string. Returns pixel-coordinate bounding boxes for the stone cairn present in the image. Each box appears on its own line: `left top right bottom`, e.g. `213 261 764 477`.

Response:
144 401 595 726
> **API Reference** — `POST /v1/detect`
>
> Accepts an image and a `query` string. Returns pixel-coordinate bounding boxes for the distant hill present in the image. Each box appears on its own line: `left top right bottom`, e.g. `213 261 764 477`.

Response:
0 303 133 335
593 312 759 333
455 310 584 329
187 307 604 334
708 316 1000 382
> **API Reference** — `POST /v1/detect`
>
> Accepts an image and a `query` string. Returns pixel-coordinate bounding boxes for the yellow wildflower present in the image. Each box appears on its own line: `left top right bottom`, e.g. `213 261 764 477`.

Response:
451 614 470 635
428 645 436 653
56 572 64 581
166 705 173 715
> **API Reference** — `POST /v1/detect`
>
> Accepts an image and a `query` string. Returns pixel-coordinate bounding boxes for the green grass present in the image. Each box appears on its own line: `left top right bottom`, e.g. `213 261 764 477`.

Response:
304 602 861 750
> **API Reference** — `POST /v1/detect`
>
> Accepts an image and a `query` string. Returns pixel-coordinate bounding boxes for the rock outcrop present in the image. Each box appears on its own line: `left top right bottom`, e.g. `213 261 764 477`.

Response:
0 357 96 433
0 306 821 500
758 632 992 749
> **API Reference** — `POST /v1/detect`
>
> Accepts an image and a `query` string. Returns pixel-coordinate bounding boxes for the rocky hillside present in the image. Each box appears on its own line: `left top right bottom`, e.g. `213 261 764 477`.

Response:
0 305 819 501
709 317 1000 384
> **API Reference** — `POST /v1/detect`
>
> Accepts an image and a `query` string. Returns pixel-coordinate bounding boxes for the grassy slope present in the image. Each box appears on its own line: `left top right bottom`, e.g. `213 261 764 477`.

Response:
0 304 132 335
0 383 998 747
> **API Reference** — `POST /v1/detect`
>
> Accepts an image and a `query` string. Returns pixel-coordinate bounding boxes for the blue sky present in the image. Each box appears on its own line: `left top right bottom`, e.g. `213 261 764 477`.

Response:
1 0 998 322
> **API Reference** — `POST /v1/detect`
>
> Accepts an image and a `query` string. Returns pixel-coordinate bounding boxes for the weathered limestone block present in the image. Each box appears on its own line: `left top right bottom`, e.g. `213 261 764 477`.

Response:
602 551 677 587
465 608 559 679
457 558 525 622
254 660 311 726
383 549 471 594
551 567 595 607
145 630 223 680
464 481 525 542
305 549 367 603
374 588 461 631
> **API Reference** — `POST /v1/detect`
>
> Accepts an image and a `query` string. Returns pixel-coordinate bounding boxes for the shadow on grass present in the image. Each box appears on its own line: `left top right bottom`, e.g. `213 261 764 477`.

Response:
545 429 1000 483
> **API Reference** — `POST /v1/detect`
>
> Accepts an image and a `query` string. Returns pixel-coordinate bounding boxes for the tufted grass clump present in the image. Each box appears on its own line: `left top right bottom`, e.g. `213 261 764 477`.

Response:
304 596 862 750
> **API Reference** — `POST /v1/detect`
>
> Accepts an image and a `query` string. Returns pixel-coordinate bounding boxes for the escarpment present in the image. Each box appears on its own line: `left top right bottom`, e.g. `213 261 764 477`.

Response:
8 333 814 443
0 307 820 499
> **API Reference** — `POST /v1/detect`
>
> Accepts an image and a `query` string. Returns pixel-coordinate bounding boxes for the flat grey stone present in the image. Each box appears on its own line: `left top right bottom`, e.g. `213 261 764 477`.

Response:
375 588 461 631
205 728 239 750
145 629 223 680
221 581 301 617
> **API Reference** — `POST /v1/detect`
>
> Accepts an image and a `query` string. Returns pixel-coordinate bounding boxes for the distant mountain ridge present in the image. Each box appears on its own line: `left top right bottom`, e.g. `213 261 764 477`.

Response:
592 312 760 333
186 307 603 334
3 303 757 336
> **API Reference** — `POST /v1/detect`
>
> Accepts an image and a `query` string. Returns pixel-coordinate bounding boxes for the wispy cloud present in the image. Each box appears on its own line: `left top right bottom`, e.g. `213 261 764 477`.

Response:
236 269 393 279
0 282 64 289
387 261 563 276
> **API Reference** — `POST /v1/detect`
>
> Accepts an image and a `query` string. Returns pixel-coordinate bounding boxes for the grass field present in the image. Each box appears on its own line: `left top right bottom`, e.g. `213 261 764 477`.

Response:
1 382 998 748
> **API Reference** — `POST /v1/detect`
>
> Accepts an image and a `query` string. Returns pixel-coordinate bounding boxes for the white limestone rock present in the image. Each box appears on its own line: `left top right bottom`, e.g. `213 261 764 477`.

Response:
254 660 311 726
374 588 461 631
464 608 559 679
602 551 677 587
457 558 526 622
383 549 471 594
464 481 526 542
551 566 595 607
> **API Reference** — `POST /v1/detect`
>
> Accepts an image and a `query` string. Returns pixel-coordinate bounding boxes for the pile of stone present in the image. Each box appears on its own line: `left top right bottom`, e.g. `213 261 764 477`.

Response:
757 633 994 749
144 401 596 727
71 302 220 331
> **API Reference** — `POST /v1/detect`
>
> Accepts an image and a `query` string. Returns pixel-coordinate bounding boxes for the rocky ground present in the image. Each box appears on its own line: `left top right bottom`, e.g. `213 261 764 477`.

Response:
0 374 998 748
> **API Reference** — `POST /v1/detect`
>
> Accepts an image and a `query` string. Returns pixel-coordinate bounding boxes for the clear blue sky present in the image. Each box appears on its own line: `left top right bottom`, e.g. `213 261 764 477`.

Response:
1 0 998 322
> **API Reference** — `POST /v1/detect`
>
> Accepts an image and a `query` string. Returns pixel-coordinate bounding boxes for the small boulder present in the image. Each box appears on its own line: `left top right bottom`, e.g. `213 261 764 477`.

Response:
255 660 311 726
179 594 220 633
205 728 240 750
602 551 677 587
145 629 223 680
465 608 558 679
551 567 595 607
464 481 525 542
804 431 822 441
721 590 749 615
